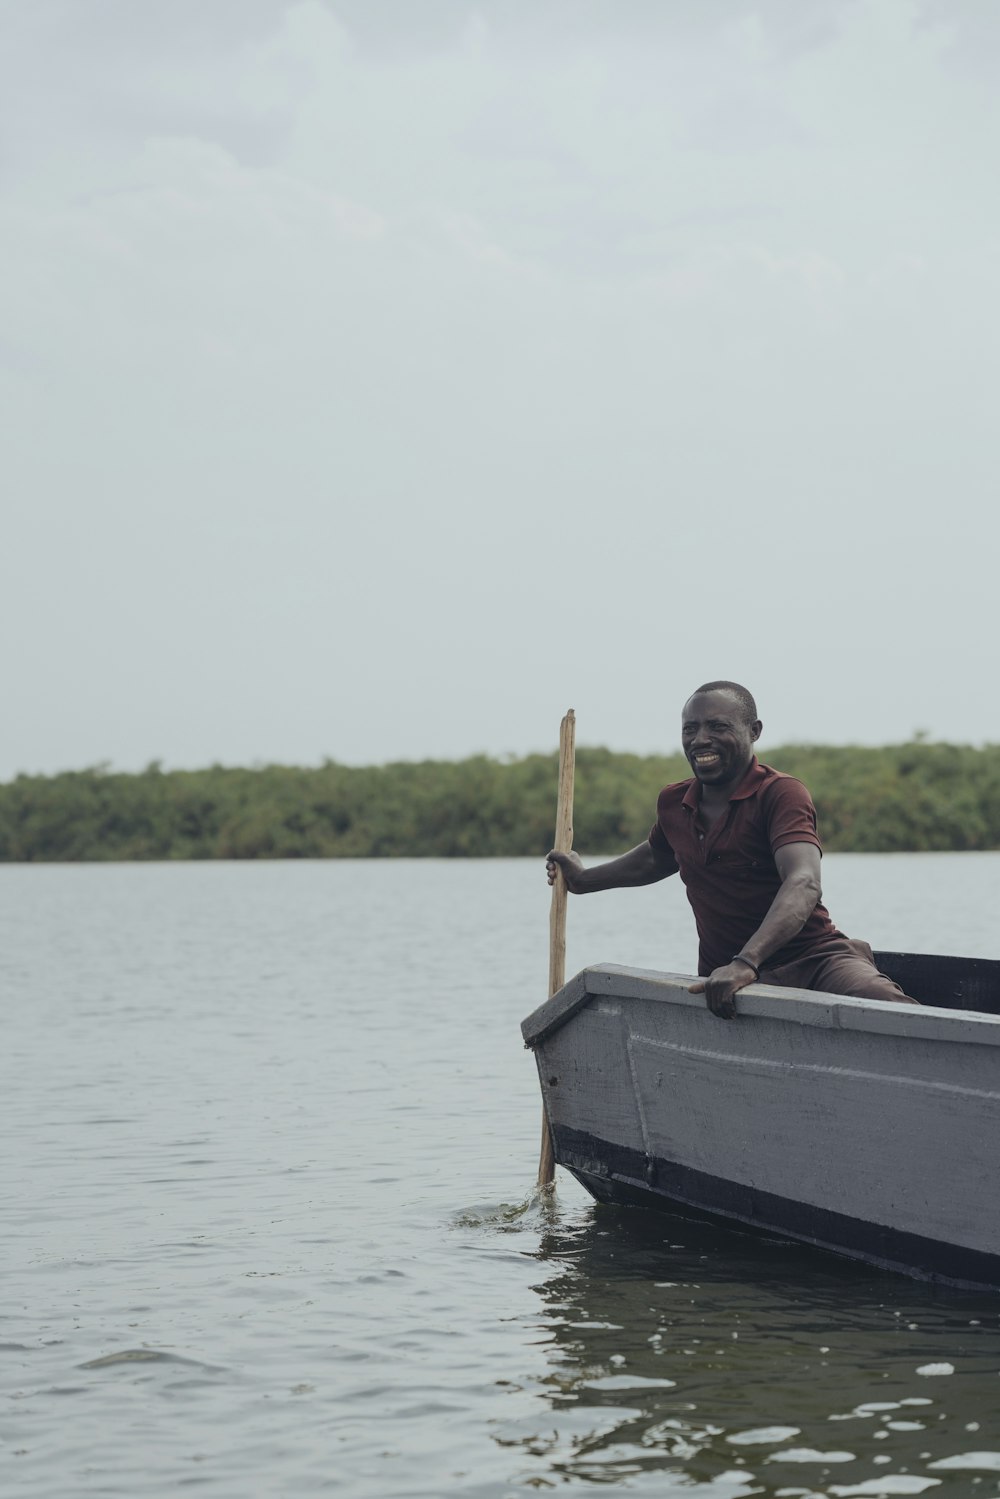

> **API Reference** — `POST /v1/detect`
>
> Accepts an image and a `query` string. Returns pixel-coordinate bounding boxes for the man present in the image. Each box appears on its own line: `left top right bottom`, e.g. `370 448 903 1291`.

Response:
546 681 918 1018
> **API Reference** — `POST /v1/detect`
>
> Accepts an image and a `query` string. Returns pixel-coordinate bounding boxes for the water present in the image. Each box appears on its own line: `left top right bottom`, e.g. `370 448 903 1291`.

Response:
2 853 1000 1498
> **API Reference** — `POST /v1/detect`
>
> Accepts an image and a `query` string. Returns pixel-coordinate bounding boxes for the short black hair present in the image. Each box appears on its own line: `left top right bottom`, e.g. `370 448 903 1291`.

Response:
690 681 758 724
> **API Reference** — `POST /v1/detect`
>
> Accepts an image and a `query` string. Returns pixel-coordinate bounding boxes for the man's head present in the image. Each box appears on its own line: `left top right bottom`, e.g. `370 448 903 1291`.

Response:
681 681 762 789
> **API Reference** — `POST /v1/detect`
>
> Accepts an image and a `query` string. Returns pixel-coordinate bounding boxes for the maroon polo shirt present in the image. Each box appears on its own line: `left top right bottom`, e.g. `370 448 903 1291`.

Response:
648 757 841 976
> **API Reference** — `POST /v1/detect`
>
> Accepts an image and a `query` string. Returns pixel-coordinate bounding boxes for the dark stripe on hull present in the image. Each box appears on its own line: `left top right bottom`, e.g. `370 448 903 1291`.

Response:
554 1124 1000 1291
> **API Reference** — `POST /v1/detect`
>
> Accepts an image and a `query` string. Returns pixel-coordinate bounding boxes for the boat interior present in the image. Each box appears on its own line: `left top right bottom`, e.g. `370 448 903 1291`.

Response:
874 951 1000 1015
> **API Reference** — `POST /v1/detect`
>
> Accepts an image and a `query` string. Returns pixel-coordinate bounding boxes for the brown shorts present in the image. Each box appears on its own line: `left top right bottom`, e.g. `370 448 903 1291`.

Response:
760 937 920 1005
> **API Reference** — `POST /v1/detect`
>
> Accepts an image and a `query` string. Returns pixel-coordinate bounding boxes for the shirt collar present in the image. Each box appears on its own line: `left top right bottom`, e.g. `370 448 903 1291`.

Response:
730 756 767 800
682 755 764 810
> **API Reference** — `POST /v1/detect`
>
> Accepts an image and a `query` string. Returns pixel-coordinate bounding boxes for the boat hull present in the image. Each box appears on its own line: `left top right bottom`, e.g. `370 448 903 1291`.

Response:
522 962 1000 1289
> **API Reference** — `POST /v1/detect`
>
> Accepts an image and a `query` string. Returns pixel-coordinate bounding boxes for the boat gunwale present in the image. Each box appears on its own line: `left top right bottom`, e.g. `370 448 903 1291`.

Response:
521 960 1000 1050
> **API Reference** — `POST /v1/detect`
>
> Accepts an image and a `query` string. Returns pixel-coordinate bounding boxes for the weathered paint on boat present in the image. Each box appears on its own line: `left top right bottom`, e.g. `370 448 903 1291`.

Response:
521 953 1000 1288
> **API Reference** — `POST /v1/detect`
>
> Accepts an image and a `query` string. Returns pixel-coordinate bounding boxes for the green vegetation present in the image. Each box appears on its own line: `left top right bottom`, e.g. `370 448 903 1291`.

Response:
1 742 999 861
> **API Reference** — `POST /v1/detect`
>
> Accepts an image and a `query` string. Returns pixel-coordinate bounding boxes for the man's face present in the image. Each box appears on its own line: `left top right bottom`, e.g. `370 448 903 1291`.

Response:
681 690 761 788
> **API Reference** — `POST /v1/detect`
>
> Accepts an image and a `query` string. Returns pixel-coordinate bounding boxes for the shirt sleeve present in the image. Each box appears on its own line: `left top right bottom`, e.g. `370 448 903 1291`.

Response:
648 816 680 875
762 776 823 854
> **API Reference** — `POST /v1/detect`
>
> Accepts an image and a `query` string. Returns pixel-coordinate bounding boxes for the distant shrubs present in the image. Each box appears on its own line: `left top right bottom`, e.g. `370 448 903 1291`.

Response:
1 742 998 861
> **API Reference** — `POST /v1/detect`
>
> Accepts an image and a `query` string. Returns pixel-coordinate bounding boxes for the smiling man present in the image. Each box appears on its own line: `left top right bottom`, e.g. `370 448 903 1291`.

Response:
546 681 919 1018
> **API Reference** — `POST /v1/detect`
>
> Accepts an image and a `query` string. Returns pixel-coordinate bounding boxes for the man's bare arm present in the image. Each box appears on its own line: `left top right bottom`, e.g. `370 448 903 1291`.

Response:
546 842 674 894
690 842 823 1019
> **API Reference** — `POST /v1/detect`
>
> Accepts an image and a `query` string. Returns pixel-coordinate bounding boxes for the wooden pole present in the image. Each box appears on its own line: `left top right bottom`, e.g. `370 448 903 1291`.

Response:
538 708 576 1191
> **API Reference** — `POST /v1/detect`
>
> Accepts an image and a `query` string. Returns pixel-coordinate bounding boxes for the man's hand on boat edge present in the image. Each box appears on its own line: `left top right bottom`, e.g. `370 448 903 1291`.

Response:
688 963 756 1020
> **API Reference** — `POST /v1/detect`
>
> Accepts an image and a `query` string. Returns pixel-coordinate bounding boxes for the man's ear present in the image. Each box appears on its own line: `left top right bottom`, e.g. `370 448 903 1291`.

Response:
751 719 762 743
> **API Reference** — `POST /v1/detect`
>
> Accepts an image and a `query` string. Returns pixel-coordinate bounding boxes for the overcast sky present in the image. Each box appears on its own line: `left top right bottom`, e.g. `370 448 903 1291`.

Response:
3 0 998 777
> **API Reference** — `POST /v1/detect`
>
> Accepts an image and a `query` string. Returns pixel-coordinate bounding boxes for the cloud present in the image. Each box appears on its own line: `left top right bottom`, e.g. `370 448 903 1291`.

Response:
323 0 859 63
1 0 999 772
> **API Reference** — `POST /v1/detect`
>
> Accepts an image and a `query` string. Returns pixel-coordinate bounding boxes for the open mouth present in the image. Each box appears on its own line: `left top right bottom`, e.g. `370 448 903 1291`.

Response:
693 752 721 769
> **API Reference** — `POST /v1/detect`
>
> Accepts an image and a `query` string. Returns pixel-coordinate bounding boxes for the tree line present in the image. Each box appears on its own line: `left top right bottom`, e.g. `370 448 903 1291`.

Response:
0 741 998 861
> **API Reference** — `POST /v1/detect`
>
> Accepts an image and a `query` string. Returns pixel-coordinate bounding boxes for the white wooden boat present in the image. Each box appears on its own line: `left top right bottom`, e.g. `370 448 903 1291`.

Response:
522 952 1000 1288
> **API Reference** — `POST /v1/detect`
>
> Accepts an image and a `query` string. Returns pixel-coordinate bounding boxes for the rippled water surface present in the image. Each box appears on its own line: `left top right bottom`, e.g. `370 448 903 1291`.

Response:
3 853 1000 1497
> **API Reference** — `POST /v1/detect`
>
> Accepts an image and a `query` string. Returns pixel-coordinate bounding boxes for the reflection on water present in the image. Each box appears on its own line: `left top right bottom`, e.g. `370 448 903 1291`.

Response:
502 1197 1000 1495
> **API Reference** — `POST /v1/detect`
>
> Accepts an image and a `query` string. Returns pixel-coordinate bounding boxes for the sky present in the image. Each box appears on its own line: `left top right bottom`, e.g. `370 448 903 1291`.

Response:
3 0 999 778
